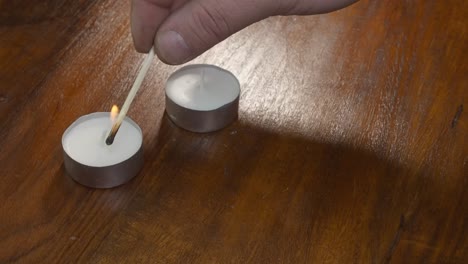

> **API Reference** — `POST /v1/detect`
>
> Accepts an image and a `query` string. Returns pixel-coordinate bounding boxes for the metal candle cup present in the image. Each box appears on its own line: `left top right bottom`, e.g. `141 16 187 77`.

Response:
165 64 240 133
62 112 143 188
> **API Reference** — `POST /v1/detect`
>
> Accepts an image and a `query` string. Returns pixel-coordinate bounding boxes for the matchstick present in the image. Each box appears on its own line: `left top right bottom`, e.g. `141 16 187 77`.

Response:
106 48 155 145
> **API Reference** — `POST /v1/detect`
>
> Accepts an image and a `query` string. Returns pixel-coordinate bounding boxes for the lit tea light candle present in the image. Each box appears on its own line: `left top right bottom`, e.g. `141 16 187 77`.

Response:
62 109 143 189
62 50 155 188
165 64 240 133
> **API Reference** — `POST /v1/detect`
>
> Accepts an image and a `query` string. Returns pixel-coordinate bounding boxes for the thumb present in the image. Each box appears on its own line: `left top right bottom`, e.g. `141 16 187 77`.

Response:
154 0 279 65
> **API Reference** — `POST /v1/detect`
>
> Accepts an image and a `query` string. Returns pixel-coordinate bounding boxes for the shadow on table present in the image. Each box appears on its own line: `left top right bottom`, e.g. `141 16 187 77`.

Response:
50 114 441 263
126 114 419 260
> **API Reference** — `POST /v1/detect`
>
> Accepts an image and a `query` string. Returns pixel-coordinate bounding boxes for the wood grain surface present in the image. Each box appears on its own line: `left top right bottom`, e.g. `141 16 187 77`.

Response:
1 0 467 263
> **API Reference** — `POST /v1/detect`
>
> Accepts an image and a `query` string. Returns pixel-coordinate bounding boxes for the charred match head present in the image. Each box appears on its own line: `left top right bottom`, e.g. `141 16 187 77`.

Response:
105 123 121 145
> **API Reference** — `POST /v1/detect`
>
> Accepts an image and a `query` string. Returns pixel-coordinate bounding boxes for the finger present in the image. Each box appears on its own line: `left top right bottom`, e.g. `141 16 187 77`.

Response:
284 0 359 15
154 0 279 64
131 0 172 53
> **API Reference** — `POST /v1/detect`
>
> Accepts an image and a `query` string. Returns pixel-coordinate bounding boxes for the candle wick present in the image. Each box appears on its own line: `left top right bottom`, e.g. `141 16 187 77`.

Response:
199 68 205 91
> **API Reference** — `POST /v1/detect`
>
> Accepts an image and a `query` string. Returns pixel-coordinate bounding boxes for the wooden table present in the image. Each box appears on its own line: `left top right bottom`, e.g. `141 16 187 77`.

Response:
1 1 466 263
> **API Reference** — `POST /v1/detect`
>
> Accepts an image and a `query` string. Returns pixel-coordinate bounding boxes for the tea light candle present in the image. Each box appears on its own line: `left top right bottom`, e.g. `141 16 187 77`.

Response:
165 64 240 132
62 112 143 188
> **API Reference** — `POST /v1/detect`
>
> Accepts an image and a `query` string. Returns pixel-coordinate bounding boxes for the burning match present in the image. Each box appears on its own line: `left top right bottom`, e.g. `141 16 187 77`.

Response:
105 123 121 145
105 105 120 145
105 48 155 145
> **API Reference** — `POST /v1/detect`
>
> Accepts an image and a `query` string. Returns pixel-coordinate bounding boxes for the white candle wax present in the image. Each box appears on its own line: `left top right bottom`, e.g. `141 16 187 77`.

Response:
166 65 240 111
63 113 142 167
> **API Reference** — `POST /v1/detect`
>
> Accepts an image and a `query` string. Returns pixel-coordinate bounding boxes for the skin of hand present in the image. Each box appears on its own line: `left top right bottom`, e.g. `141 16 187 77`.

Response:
131 0 359 65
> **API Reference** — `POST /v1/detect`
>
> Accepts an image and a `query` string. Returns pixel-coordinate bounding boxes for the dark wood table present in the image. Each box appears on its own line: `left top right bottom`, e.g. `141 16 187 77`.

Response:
1 1 466 263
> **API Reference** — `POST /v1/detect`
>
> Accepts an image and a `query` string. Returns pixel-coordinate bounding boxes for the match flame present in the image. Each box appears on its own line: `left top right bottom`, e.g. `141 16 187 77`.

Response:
110 105 119 124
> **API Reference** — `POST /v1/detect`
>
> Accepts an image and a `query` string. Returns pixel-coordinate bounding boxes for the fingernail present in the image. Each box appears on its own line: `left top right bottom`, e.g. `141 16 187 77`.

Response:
156 31 191 64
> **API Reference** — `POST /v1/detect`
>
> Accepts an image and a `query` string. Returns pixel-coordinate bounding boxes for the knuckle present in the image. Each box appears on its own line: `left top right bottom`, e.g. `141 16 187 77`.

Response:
191 2 232 44
278 0 303 15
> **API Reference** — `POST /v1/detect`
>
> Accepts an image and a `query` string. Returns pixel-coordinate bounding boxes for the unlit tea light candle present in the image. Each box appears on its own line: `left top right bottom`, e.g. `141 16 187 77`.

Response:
165 64 240 133
62 112 143 188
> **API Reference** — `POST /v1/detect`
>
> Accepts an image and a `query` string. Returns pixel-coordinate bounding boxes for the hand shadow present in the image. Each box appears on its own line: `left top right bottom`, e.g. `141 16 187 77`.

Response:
50 113 454 263
126 114 420 263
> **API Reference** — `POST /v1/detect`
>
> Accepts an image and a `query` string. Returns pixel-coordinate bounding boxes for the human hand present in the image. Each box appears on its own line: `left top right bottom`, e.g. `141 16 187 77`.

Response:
131 0 358 65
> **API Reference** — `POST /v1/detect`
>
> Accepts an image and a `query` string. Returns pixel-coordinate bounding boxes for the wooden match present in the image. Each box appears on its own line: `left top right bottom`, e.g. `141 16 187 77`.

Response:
106 48 155 145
